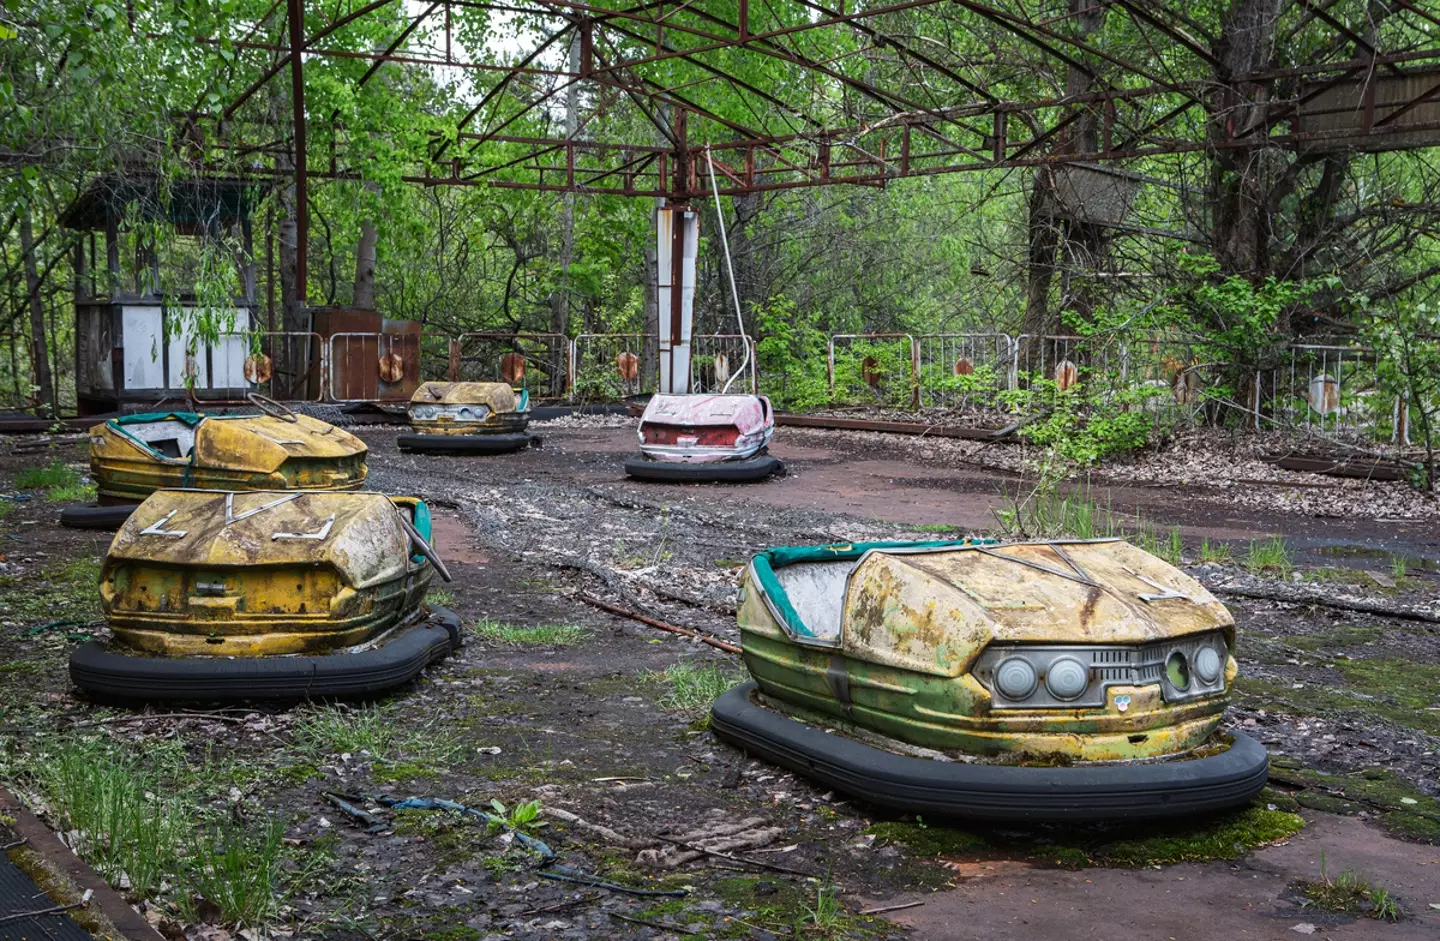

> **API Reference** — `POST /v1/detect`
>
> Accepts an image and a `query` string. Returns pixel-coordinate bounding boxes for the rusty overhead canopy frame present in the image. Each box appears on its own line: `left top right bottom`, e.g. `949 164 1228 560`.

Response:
130 0 1440 310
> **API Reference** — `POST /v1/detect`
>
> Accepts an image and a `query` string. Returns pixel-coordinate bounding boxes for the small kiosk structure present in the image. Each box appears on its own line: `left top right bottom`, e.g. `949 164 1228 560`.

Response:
61 176 258 415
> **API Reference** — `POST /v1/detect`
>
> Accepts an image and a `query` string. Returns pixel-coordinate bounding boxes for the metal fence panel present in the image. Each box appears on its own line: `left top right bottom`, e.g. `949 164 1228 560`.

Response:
572 333 656 402
209 331 326 402
328 332 450 403
453 332 572 400
827 334 917 407
691 334 758 394
916 333 1013 408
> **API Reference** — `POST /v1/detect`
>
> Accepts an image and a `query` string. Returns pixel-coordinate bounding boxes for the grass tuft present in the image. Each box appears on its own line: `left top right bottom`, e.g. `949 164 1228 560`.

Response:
182 819 286 927
471 619 587 646
15 460 80 492
644 661 747 715
1299 851 1402 922
1199 538 1233 564
28 741 187 898
293 704 465 774
1246 537 1292 577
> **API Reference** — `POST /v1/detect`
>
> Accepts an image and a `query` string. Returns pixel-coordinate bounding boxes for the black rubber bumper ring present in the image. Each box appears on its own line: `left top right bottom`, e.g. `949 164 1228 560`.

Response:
710 682 1269 822
70 607 463 703
59 503 138 531
397 432 539 455
624 455 783 483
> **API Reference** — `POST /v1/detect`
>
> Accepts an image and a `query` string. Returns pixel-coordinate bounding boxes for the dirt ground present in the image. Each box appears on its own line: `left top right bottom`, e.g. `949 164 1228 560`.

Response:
1 419 1438 940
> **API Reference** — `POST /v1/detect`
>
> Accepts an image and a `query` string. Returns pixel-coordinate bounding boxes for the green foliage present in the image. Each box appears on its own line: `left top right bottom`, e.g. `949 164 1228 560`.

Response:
15 460 79 492
754 296 830 410
1299 851 1402 922
471 619 588 646
182 820 286 927
486 798 546 835
293 704 464 773
28 740 187 898
1199 539 1233 565
1246 538 1293 577
644 661 747 715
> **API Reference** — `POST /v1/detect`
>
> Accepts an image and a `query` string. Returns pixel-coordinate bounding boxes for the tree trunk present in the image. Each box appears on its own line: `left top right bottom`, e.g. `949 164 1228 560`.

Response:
19 212 54 415
549 33 580 341
1209 0 1283 278
353 182 379 310
1022 0 1108 338
275 156 304 333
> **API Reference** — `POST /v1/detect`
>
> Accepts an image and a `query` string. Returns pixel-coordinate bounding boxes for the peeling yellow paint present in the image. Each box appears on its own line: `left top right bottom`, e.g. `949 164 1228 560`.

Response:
102 490 431 657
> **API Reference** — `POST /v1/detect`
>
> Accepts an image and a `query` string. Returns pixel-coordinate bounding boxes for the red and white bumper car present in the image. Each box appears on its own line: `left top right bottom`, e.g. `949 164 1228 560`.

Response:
625 393 782 482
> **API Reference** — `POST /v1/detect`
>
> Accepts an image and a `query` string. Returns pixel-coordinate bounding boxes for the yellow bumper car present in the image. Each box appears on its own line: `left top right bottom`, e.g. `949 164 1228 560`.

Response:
710 538 1268 821
69 489 458 701
60 395 367 531
397 382 539 455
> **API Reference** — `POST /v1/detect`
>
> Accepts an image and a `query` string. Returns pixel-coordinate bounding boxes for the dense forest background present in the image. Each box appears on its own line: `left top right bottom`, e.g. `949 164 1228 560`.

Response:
3 0 1439 471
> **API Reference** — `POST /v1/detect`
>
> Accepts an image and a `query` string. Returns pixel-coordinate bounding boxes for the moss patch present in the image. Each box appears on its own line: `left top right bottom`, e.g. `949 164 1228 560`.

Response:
1287 625 1383 652
864 801 1303 869
1234 675 1440 737
1331 658 1440 713
866 821 988 856
1269 763 1440 844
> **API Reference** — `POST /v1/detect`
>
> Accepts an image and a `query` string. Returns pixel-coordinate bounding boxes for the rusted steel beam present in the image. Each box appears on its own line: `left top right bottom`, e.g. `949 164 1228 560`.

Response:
1293 0 1406 77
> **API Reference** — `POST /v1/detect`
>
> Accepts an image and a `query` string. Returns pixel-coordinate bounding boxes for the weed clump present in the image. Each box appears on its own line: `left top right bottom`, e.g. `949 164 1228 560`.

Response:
471 619 587 646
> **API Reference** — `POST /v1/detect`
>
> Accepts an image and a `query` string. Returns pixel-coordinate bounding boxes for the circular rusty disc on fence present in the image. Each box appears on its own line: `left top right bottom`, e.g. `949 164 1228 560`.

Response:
954 358 975 376
500 352 527 384
244 354 273 384
714 352 730 382
616 351 640 381
1308 374 1340 415
1172 369 1200 405
1054 359 1078 391
379 352 405 383
862 355 882 387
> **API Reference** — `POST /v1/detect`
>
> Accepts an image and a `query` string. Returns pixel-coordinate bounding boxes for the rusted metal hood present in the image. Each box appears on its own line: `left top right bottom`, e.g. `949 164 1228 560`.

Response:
107 490 411 589
411 381 519 411
191 415 367 474
641 393 770 432
842 540 1231 676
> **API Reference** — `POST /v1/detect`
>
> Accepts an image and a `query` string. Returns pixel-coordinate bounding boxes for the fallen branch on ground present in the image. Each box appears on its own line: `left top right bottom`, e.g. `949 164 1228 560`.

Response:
578 593 741 654
1215 583 1440 625
652 835 812 876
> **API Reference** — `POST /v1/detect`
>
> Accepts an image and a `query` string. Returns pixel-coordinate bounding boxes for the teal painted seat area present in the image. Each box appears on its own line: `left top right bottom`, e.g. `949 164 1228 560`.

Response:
750 539 996 641
112 411 204 427
516 388 530 411
410 500 433 563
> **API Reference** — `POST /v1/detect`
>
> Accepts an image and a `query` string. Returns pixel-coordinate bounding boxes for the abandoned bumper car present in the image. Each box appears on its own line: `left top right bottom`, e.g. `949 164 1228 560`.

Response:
625 393 782 482
69 489 459 701
711 538 1269 821
60 394 368 531
397 381 540 455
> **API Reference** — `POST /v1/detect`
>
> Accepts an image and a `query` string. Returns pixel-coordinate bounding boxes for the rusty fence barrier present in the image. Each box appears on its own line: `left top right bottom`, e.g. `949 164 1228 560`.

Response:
212 331 328 402
691 334 758 394
453 332 572 401
572 333 656 402
827 333 918 408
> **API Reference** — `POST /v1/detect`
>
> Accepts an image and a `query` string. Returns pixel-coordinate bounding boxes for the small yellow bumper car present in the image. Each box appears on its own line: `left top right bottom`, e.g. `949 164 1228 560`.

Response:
69 489 458 701
397 382 539 455
60 395 367 531
710 538 1268 821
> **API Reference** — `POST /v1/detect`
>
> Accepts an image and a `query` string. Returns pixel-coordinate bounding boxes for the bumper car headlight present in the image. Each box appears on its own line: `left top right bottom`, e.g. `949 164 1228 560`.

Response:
995 657 1038 700
1045 657 1090 700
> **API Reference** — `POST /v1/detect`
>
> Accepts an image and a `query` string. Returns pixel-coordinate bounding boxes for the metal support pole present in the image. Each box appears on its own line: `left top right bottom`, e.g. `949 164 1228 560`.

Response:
286 0 309 306
655 205 697 394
